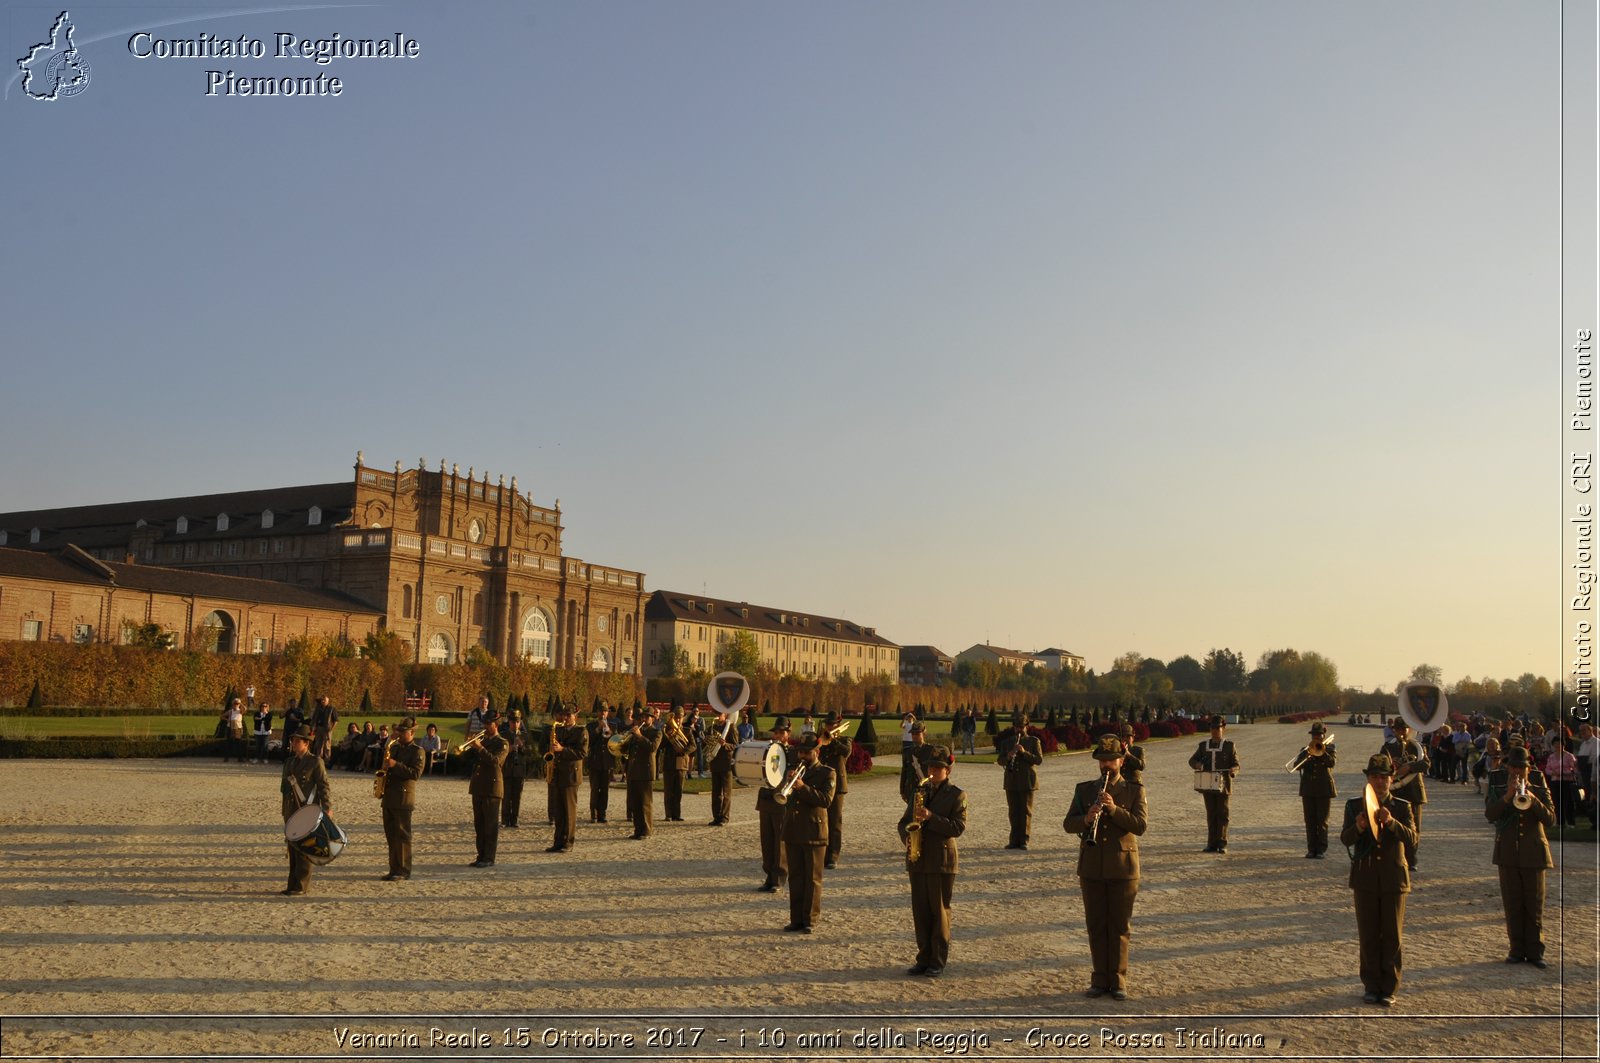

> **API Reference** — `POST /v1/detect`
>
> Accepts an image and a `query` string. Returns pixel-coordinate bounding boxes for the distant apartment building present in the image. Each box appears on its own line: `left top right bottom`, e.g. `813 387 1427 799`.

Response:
642 590 899 682
1030 647 1086 672
900 645 954 686
955 643 1036 671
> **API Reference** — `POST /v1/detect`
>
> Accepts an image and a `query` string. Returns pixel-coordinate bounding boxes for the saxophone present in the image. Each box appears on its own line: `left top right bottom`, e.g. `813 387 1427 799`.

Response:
372 738 399 798
906 781 928 862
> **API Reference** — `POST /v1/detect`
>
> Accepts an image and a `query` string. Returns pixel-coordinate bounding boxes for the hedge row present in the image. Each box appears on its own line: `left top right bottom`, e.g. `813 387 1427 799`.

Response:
0 736 223 758
0 642 645 714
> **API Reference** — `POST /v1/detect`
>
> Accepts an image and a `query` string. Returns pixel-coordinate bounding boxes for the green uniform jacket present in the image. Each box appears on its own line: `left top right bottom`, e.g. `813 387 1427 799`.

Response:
897 779 967 874
1339 794 1416 892
1485 781 1554 868
1062 773 1146 880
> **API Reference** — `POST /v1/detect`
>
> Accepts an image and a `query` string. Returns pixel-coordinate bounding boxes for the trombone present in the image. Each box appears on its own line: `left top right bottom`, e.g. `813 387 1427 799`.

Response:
451 730 488 757
821 718 852 742
1285 735 1335 773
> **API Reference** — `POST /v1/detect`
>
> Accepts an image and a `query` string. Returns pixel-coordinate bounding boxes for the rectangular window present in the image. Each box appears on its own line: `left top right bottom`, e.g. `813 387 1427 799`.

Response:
184 544 197 560
256 540 267 555
253 636 269 654
211 542 221 557
273 539 285 554
226 541 240 556
21 620 42 641
72 623 94 644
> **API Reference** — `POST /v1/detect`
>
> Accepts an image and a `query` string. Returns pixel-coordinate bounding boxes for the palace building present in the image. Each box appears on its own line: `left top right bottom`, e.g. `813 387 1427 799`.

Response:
0 454 646 671
643 590 899 682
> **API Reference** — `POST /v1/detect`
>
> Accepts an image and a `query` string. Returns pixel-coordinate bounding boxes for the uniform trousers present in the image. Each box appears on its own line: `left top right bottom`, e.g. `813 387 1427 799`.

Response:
1201 792 1230 848
1352 890 1406 995
285 836 313 893
1498 866 1547 960
472 797 501 862
909 872 954 969
1079 878 1137 992
663 768 684 820
1006 789 1034 847
710 770 733 824
502 776 525 827
826 794 845 862
1302 796 1331 854
758 804 788 886
786 842 825 927
381 807 413 876
627 779 654 837
588 770 609 821
551 783 578 847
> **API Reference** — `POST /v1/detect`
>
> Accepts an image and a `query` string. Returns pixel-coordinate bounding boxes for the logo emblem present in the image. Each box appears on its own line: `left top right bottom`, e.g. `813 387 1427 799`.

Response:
707 671 750 717
18 11 91 101
1396 682 1450 734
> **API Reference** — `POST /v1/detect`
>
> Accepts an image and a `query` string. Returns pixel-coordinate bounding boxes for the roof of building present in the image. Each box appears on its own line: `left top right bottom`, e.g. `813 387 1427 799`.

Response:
1033 647 1083 658
0 482 357 551
960 642 1035 661
645 590 898 648
900 645 952 659
0 546 381 614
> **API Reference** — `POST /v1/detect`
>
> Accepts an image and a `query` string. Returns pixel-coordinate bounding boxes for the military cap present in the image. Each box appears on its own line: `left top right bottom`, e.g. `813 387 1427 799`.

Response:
1092 734 1125 760
1363 753 1394 776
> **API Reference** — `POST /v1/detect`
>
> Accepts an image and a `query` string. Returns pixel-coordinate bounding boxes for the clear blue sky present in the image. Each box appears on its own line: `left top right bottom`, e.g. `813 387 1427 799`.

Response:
2 1 1565 692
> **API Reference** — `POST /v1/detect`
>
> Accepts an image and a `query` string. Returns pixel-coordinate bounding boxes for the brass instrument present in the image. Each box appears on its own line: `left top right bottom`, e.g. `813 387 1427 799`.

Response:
906 780 928 861
451 730 488 757
1511 776 1534 811
821 718 851 742
663 714 692 756
544 724 561 764
776 760 806 799
1082 771 1110 846
705 712 736 758
372 738 399 798
1285 736 1335 773
606 731 632 759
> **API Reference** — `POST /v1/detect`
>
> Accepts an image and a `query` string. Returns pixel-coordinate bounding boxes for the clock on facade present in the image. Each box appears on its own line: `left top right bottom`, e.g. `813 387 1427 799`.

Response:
435 594 450 615
467 518 484 543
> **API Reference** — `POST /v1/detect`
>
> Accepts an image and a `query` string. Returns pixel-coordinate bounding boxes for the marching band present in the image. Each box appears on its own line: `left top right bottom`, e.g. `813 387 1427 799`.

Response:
269 683 1576 1004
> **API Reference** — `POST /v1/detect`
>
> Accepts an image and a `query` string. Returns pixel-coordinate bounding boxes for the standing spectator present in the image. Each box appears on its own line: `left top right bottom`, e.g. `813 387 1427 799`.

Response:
310 696 339 764
1451 722 1472 784
281 700 305 753
737 709 756 743
960 707 978 756
223 698 246 763
1543 737 1580 828
466 696 487 739
900 711 917 751
801 711 817 737
252 701 273 764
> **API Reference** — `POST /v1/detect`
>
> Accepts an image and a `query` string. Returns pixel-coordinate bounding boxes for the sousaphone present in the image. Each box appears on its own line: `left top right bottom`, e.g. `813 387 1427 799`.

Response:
1396 682 1450 735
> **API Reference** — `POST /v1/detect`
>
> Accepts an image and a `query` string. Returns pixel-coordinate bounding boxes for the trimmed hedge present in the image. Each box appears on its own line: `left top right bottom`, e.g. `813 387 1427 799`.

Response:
0 736 226 758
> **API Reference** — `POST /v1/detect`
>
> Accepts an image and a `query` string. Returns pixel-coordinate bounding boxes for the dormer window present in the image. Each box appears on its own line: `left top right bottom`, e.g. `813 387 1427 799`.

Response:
30 527 40 544
308 506 322 526
261 509 274 529
135 519 148 529
216 513 230 532
0 531 7 546
176 517 188 534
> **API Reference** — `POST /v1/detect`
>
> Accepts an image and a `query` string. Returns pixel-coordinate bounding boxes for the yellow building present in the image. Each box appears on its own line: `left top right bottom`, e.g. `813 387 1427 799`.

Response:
643 590 899 682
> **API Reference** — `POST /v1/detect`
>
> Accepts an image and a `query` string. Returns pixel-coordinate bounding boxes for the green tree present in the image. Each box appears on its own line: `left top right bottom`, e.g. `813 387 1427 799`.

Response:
1202 648 1248 692
716 629 763 676
659 645 692 679
1401 663 1442 691
1166 654 1206 691
122 620 177 651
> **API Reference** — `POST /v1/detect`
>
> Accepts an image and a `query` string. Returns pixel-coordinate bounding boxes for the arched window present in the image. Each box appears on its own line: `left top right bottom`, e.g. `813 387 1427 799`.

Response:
199 610 235 654
519 609 552 664
308 506 322 526
591 647 611 672
176 517 188 534
427 632 454 664
624 614 634 640
216 513 229 532
401 585 414 619
261 509 274 529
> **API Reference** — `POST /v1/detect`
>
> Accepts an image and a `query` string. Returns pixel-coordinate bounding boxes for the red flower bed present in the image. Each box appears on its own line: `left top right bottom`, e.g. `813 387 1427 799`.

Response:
1147 718 1199 738
1051 724 1093 751
846 744 874 774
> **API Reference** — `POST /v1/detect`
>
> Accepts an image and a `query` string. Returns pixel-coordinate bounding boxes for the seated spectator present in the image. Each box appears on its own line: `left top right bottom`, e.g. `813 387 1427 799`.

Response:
359 724 389 772
417 723 443 775
333 723 363 770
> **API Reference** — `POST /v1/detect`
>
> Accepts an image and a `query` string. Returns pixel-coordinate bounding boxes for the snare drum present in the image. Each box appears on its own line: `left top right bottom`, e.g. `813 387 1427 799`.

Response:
1192 770 1227 793
284 804 348 866
733 740 786 788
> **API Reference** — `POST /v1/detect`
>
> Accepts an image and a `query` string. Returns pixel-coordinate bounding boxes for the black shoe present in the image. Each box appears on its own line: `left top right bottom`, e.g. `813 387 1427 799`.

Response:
1004 843 1022 850
783 923 806 933
1408 863 1418 872
1084 987 1106 999
544 845 565 853
824 859 837 869
1215 847 1227 855
1313 852 1327 859
1376 995 1394 1007
469 860 494 868
1017 843 1028 850
1530 957 1549 969
381 873 409 881
1305 852 1318 858
923 966 943 978
1202 846 1217 853
279 889 306 896
799 925 813 934
1362 992 1378 1004
906 964 929 976
757 883 778 893
1505 955 1525 964
1110 989 1127 1001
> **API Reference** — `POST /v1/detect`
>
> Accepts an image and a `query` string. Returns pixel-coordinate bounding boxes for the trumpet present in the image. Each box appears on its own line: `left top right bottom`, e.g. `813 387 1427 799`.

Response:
821 718 851 742
1512 776 1534 811
1285 737 1335 773
776 761 806 799
451 731 488 757
1082 771 1110 846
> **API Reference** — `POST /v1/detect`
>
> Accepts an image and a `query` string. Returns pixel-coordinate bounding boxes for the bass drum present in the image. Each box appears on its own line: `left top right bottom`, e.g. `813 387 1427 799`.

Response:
733 740 786 788
284 804 348 866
